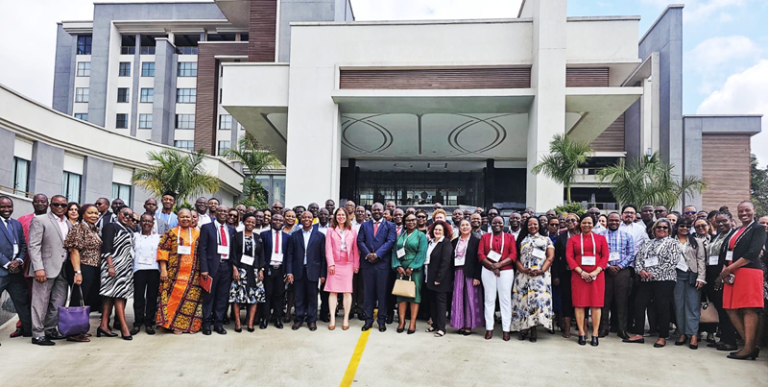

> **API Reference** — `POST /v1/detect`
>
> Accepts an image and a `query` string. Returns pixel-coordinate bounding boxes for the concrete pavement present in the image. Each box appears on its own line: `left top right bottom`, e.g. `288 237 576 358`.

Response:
0 312 765 387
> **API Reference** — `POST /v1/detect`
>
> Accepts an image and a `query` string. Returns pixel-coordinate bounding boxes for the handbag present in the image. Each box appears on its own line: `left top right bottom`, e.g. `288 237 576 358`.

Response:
392 276 416 298
58 285 91 336
700 301 719 324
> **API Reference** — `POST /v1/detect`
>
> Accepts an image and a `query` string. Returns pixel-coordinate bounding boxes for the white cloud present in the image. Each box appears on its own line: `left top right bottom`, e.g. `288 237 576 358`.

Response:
685 35 761 93
697 60 768 165
351 0 522 21
641 0 745 23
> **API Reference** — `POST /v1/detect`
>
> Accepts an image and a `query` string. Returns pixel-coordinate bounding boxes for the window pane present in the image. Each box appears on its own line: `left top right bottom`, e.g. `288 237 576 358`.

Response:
140 88 154 103
217 141 231 156
173 140 195 151
177 62 198 77
116 114 128 128
175 114 195 129
273 176 285 205
77 36 92 55
74 113 88 121
76 62 91 77
219 114 233 130
139 114 153 129
62 172 81 203
176 88 196 103
141 62 155 77
119 62 131 77
76 88 89 103
13 157 29 194
117 88 129 103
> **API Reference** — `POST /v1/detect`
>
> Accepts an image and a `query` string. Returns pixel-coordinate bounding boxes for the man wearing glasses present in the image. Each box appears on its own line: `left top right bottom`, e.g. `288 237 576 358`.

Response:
95 197 115 235
654 206 668 220
682 205 698 222
619 205 649 253
271 201 284 216
588 207 605 234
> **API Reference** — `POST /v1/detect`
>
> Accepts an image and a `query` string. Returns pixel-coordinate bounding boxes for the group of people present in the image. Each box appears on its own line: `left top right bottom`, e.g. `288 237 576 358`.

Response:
0 193 765 361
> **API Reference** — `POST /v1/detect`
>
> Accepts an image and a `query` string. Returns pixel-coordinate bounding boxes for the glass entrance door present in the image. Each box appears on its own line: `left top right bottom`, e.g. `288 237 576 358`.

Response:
354 170 484 207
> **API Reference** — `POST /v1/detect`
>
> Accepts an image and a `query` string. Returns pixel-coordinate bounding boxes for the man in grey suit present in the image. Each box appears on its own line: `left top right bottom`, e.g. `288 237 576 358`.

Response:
143 198 168 235
0 196 33 345
28 195 72 346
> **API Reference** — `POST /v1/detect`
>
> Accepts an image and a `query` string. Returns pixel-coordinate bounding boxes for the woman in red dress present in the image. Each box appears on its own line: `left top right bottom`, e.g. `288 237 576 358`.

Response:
565 213 609 347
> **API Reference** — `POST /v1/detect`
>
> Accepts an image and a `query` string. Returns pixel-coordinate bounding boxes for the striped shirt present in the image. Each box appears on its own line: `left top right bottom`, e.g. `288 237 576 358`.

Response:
603 228 636 269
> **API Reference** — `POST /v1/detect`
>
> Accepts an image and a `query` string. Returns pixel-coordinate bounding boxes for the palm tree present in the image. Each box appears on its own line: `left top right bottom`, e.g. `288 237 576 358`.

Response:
224 136 279 202
597 152 706 209
531 134 594 203
132 149 221 205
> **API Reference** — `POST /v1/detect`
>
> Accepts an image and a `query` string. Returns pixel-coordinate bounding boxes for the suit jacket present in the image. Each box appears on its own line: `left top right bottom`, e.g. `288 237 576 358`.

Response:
198 222 236 277
731 221 767 270
232 231 265 289
325 227 359 269
260 229 291 267
27 212 71 278
553 231 572 277
286 228 327 282
426 237 453 292
0 217 26 277
452 234 481 281
357 219 397 270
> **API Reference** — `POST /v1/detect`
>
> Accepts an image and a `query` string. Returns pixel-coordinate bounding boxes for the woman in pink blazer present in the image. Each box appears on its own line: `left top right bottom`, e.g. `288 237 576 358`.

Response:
325 207 360 330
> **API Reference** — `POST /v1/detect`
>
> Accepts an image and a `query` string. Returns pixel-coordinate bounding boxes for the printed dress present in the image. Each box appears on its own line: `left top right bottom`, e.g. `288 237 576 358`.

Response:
156 227 205 333
511 234 554 331
100 222 135 299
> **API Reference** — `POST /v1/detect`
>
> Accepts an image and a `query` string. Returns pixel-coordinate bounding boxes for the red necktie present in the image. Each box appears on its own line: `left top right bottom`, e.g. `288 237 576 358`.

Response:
397 226 402 235
374 221 379 236
220 225 228 258
274 232 279 254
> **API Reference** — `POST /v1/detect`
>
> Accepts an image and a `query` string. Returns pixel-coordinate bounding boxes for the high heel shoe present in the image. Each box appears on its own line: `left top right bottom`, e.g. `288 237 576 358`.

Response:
120 331 133 341
591 337 599 347
234 327 242 333
578 335 586 346
675 335 687 346
97 327 117 338
246 327 255 332
397 326 405 333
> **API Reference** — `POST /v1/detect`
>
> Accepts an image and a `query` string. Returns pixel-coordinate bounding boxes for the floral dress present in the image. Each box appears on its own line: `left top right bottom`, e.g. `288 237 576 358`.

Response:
229 234 266 304
511 234 554 331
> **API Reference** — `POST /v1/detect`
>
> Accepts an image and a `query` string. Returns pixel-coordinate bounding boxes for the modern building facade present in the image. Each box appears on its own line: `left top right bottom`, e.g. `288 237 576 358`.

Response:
39 0 763 212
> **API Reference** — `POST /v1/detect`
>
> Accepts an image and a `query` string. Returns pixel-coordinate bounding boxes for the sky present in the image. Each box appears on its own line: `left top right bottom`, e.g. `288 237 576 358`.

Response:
0 0 765 163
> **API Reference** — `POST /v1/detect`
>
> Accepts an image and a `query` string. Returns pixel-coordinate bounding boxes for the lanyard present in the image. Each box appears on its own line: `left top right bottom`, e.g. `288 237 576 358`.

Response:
176 226 192 248
580 233 596 256
402 230 413 249
488 233 505 254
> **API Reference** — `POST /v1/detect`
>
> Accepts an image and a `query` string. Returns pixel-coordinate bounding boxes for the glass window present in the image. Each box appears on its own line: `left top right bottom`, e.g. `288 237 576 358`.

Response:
116 114 128 129
74 113 88 121
175 114 195 129
139 114 153 129
174 140 194 151
112 183 131 204
217 141 231 156
219 114 233 130
140 46 155 55
120 46 136 55
118 62 131 77
140 88 154 103
176 88 196 103
273 176 285 205
176 47 198 55
117 88 129 103
76 62 91 77
13 157 29 195
141 62 155 77
75 88 89 103
177 62 197 77
62 172 81 203
77 35 92 55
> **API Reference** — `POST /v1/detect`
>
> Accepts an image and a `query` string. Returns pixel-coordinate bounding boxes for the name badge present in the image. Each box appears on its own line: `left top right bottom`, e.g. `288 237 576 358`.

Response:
487 251 502 261
177 245 192 255
271 253 283 264
397 248 406 258
217 245 230 255
13 244 19 257
645 256 659 267
725 251 734 262
581 255 596 266
532 248 546 259
708 255 719 266
241 255 255 266
454 255 466 266
138 253 155 265
609 252 620 262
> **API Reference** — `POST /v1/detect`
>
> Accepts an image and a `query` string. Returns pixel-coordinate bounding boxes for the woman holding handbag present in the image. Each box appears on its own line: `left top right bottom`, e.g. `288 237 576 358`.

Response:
391 213 427 334
325 208 360 330
450 219 484 336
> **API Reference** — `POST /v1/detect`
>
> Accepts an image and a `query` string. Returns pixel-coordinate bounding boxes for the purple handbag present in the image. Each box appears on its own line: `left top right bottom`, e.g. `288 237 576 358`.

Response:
57 285 90 336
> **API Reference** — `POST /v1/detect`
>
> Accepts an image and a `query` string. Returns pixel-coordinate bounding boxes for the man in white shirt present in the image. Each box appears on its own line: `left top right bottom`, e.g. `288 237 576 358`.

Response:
619 205 649 254
588 207 606 235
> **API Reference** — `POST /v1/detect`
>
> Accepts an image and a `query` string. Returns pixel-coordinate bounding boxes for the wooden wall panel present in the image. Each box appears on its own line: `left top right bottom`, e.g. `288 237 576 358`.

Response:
339 68 532 89
566 68 609 87
702 134 752 211
248 0 277 62
194 42 249 156
590 114 625 152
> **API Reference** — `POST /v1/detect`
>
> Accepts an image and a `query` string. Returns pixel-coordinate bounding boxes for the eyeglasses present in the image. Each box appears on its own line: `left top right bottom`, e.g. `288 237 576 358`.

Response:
654 209 665 213
405 219 416 222
684 211 697 215
416 215 427 219
51 203 67 208
228 214 238 217
565 219 577 223
656 226 670 230
694 224 708 229
622 211 636 215
121 212 133 217
272 206 283 210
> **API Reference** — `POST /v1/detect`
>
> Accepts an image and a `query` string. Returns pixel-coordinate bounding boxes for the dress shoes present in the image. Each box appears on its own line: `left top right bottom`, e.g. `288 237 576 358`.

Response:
591 337 599 347
214 326 227 335
32 337 55 346
260 319 268 330
202 327 212 335
502 332 511 342
386 315 394 324
308 322 317 331
485 331 493 340
578 335 587 346
617 330 630 340
275 320 284 329
46 331 67 340
292 322 302 330
378 324 386 332
145 326 156 335
361 323 373 331
130 326 141 336
598 330 608 338
10 327 23 338
717 343 738 351
97 327 118 338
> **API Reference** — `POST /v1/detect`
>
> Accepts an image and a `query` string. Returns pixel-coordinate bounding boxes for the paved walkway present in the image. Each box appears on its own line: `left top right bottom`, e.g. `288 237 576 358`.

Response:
0 311 765 386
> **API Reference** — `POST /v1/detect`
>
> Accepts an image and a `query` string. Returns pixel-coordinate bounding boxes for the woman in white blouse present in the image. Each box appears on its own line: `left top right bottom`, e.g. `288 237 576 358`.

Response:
132 213 161 335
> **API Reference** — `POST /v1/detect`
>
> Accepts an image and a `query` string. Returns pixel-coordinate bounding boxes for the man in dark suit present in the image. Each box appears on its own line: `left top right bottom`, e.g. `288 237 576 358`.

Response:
198 205 236 335
0 196 32 344
287 211 327 331
357 202 397 332
260 213 290 329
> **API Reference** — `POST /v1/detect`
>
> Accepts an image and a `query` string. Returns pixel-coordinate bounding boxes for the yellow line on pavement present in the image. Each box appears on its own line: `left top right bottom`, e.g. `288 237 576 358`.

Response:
340 309 375 387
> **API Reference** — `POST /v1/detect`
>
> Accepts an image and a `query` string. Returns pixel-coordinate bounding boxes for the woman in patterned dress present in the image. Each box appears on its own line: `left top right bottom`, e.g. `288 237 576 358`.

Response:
156 209 205 334
97 206 136 340
511 217 555 342
229 213 266 332
64 204 103 343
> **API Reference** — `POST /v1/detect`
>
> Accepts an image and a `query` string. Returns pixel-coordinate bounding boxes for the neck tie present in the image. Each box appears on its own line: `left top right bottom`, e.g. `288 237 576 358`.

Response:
374 221 379 236
397 226 402 235
220 224 228 258
275 232 279 254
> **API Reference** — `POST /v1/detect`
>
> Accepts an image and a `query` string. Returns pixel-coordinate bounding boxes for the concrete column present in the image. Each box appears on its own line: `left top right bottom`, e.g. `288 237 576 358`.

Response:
484 159 495 208
0 127 15 189
526 0 567 210
130 34 141 137
152 38 176 145
682 118 703 209
82 156 113 205
29 142 64 196
52 25 76 115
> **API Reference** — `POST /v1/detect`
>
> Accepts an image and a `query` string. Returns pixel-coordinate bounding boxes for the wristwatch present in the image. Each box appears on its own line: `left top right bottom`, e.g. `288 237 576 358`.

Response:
75 270 82 274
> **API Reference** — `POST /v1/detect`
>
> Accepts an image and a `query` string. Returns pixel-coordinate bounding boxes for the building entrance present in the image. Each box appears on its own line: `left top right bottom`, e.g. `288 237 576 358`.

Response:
344 170 484 208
